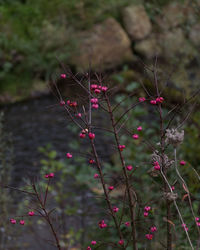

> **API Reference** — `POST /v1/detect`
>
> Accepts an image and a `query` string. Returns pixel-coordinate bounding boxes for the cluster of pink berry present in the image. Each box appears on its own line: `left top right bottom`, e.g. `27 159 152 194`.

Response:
132 126 142 140
45 173 54 178
79 130 95 140
139 97 146 102
87 241 97 250
66 100 77 108
59 99 78 108
153 161 161 171
139 96 164 105
91 98 99 109
180 160 186 166
79 129 88 139
150 97 164 105
10 211 35 226
144 206 151 217
66 152 72 158
59 99 82 119
10 219 25 225
90 84 108 94
196 217 200 226
118 145 125 151
112 206 119 213
98 220 107 228
145 226 157 240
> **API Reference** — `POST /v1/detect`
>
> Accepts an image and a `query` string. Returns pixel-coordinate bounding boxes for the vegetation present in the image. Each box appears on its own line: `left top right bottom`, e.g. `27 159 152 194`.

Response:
3 65 200 249
0 0 186 98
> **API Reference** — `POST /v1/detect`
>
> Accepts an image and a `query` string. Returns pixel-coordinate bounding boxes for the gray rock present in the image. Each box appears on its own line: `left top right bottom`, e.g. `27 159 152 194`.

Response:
156 1 195 30
189 23 200 46
159 29 195 61
134 36 161 59
122 5 152 40
71 18 133 71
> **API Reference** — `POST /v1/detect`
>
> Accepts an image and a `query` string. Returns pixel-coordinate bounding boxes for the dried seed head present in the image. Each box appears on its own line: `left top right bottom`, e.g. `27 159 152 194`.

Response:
148 167 160 177
165 129 184 147
151 151 174 170
163 192 178 201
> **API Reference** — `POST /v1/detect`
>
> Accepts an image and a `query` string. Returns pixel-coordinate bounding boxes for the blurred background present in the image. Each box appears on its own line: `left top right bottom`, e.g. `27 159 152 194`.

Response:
0 0 200 249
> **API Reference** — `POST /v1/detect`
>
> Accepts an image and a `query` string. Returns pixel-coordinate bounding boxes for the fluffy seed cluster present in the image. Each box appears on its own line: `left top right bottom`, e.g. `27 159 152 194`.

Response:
163 192 178 201
165 129 184 147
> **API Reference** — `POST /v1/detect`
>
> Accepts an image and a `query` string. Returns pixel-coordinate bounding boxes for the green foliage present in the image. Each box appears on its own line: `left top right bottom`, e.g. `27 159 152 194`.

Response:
0 0 186 98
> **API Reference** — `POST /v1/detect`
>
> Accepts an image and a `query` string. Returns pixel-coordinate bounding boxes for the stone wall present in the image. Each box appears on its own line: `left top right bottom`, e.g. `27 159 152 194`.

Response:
71 1 200 74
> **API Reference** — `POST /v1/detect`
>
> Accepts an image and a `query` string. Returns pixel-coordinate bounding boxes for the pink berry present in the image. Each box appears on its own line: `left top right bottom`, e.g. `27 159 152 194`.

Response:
125 221 130 227
91 98 98 104
196 217 199 222
88 133 95 140
144 206 151 212
113 207 119 213
98 220 107 229
70 101 77 107
171 186 175 191
156 97 164 103
59 100 65 106
150 100 157 105
91 241 96 245
60 74 66 79
154 165 160 170
79 133 86 138
139 97 146 102
10 219 16 224
45 174 49 178
91 84 97 90
66 153 72 158
137 126 142 131
76 113 82 117
132 134 139 140
28 211 34 216
150 226 157 232
118 239 124 245
94 89 101 94
102 86 108 92
144 212 148 217
92 104 99 109
153 161 160 170
94 173 99 179
126 165 133 171
108 186 114 191
89 159 95 164
197 222 200 226
118 145 125 151
87 247 91 250
180 160 186 166
145 234 153 240
20 220 25 225
48 173 54 178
